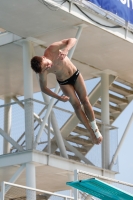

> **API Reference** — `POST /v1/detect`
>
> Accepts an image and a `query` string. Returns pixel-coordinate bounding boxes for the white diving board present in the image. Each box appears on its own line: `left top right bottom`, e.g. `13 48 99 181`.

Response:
66 178 133 200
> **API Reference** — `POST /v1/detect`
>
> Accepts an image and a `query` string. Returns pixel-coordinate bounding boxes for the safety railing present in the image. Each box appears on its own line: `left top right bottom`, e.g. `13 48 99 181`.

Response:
1 181 74 200
0 98 118 171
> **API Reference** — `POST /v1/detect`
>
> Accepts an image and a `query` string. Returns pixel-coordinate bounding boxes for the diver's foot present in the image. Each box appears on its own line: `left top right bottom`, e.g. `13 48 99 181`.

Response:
90 129 103 145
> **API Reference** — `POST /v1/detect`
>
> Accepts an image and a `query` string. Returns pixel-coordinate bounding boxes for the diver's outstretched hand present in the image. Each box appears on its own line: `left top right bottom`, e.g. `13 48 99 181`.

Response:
60 95 70 102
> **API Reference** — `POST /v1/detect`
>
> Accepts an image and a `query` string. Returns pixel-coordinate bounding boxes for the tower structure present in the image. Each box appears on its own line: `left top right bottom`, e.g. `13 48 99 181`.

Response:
0 0 133 199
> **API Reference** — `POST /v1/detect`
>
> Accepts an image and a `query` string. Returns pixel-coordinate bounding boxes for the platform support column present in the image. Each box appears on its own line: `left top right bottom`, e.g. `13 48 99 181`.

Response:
3 97 12 154
22 40 36 199
22 40 34 150
101 73 110 170
26 163 36 200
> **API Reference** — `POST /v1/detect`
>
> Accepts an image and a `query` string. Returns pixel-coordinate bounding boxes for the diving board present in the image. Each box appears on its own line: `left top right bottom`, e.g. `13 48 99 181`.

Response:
66 178 133 200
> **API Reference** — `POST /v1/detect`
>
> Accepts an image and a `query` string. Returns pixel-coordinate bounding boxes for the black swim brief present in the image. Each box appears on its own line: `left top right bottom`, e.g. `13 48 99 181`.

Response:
57 69 79 86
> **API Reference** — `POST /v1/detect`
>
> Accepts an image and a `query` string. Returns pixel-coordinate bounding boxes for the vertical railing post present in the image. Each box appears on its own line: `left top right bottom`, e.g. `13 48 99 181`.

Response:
101 73 110 170
74 170 79 200
3 97 12 154
48 113 51 154
1 182 5 200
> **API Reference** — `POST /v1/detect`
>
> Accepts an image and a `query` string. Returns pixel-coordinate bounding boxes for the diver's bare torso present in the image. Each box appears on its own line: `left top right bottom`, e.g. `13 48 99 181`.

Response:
44 49 77 81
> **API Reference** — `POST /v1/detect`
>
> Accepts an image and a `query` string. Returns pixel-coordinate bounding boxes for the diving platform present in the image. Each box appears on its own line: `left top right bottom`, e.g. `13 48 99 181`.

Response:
0 150 116 193
67 178 133 200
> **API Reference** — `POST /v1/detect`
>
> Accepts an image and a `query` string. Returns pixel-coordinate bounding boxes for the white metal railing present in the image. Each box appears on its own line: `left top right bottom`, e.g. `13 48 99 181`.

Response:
0 98 119 170
1 181 74 200
0 98 73 155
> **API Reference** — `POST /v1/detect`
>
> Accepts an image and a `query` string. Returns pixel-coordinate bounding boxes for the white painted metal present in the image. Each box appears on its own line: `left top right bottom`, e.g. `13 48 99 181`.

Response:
12 96 25 108
73 171 93 199
26 163 36 200
74 170 79 200
68 24 86 59
0 128 23 151
90 74 116 105
51 112 68 158
0 150 114 175
22 40 36 192
22 40 33 99
48 114 51 154
22 40 34 150
3 97 12 154
12 96 42 124
101 73 110 170
3 181 74 199
5 164 26 193
1 182 5 200
63 139 93 165
0 32 21 46
89 82 101 106
34 80 60 149
0 150 116 192
12 96 54 133
32 51 68 157
109 113 133 170
41 90 68 158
